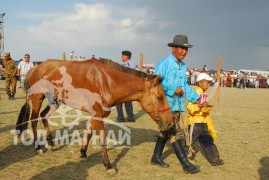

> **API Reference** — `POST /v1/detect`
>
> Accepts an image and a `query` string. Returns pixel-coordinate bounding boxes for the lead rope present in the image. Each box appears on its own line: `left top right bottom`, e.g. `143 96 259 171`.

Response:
180 93 196 158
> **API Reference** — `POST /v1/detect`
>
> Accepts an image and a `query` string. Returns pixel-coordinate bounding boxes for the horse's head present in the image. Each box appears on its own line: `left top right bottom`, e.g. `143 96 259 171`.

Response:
140 74 174 131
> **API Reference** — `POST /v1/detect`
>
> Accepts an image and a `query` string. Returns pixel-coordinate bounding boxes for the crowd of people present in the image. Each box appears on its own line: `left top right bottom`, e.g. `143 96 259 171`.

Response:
186 69 269 89
139 66 269 89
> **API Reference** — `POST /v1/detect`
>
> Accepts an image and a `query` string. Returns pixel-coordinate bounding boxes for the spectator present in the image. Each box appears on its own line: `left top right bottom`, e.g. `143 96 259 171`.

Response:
238 71 244 89
0 52 17 100
18 54 34 89
202 64 208 72
255 74 261 88
116 50 135 122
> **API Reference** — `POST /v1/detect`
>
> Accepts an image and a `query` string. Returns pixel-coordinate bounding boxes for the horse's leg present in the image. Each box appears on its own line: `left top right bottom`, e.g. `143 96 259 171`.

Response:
98 122 112 170
93 115 112 169
40 105 59 150
80 119 94 159
30 93 45 153
80 116 112 169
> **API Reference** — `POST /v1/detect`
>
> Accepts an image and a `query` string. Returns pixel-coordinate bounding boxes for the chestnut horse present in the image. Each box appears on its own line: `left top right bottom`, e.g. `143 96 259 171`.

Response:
16 58 173 169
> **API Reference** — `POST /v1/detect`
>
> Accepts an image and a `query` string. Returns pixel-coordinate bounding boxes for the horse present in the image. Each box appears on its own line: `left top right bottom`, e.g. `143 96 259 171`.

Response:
16 58 174 169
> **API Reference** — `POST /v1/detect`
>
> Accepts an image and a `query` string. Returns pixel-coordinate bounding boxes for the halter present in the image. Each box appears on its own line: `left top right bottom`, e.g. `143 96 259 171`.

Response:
144 80 170 118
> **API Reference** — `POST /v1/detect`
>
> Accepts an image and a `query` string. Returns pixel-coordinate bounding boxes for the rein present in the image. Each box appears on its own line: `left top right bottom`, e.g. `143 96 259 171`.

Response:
144 80 170 117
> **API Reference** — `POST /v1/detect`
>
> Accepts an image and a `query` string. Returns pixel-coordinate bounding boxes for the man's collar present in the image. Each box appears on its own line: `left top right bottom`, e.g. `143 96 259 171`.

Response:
123 60 131 64
170 54 185 66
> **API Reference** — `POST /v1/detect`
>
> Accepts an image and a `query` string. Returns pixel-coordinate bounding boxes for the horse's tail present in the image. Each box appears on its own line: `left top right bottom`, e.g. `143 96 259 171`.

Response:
16 67 36 135
16 96 30 135
24 67 36 92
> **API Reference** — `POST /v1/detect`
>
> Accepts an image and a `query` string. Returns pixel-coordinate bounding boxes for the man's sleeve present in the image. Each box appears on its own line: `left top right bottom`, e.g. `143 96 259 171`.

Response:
18 62 21 70
154 62 177 97
30 62 34 68
13 61 18 74
184 76 199 103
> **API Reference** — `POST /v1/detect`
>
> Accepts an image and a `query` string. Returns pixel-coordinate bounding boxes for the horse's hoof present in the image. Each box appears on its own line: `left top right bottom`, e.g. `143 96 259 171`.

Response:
46 145 53 151
80 156 87 162
106 168 117 174
79 155 88 162
36 149 44 155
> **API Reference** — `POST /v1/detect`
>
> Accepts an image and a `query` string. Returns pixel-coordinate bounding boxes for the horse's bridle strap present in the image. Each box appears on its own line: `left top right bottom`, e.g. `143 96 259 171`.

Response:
145 79 170 115
157 106 170 112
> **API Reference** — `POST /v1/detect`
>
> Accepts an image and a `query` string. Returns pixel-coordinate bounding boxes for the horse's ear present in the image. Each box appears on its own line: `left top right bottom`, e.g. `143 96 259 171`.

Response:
152 74 161 86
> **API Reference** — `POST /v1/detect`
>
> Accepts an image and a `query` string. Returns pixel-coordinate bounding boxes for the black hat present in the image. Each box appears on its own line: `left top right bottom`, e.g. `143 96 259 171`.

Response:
122 50 132 57
167 35 193 48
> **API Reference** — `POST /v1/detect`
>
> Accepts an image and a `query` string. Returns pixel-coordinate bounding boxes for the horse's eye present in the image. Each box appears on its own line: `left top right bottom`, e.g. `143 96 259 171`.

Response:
157 96 163 101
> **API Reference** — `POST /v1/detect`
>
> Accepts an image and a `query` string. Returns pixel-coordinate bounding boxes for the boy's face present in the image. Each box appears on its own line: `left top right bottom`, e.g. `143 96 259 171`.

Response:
198 80 211 91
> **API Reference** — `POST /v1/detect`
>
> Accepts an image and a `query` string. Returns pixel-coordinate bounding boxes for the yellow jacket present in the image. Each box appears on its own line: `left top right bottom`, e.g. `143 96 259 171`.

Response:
186 86 217 141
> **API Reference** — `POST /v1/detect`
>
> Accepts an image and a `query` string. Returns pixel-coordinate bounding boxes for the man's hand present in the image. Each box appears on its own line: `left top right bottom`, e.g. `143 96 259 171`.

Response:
0 66 5 71
175 87 184 95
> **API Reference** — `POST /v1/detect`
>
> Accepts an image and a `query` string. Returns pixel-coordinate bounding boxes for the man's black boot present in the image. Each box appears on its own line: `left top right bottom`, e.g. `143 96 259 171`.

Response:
172 140 200 174
151 136 170 168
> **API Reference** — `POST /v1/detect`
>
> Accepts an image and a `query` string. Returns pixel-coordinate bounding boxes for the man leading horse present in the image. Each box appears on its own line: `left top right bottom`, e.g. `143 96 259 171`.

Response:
151 34 208 174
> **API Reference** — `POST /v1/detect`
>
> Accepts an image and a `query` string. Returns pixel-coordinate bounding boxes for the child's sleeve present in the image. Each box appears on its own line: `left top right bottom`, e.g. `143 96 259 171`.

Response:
187 101 200 116
202 107 212 114
207 116 217 141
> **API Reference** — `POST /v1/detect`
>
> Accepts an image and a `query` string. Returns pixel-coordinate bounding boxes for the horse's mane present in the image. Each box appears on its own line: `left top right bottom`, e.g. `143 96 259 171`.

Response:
99 58 154 79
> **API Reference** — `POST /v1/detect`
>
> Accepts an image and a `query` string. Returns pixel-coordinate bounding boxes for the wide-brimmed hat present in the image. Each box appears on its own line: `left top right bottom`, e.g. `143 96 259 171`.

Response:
197 73 213 82
167 35 193 48
122 50 132 57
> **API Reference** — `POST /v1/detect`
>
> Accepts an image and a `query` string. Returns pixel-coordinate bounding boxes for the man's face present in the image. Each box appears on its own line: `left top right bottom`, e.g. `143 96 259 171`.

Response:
172 46 188 61
121 55 130 62
24 55 30 62
4 55 10 61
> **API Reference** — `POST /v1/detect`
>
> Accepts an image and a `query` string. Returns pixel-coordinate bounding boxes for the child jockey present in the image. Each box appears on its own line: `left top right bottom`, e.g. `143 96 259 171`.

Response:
185 73 224 166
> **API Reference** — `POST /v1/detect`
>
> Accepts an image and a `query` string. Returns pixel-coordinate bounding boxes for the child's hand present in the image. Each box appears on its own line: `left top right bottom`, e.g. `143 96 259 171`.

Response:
198 101 208 108
202 106 212 114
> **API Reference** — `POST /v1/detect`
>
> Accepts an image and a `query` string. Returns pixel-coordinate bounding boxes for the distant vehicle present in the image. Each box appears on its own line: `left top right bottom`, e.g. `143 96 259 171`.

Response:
237 69 269 77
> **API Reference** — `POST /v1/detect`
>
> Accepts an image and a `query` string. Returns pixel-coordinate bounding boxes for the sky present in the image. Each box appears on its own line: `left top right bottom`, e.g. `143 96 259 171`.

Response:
0 0 269 71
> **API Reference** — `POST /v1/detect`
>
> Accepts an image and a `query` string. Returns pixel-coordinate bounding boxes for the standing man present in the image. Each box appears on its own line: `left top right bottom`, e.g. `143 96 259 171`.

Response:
116 50 135 122
202 64 208 72
17 54 34 89
0 52 17 100
151 35 207 174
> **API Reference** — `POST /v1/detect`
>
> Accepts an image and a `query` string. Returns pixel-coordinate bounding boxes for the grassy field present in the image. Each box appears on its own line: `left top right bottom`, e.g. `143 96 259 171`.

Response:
0 80 269 180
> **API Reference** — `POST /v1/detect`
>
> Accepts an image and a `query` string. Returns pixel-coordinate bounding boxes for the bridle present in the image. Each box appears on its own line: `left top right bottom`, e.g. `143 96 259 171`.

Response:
144 80 170 119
